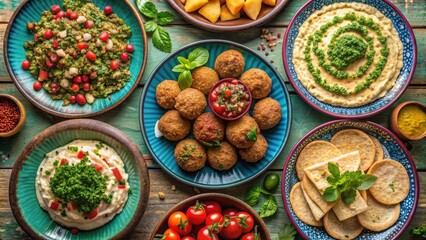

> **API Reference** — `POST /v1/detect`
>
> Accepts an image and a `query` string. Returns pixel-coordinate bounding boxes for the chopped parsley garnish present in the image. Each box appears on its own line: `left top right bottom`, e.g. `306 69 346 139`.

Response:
67 146 78 152
95 143 104 149
389 182 395 192
247 127 258 141
53 160 59 167
45 170 51 176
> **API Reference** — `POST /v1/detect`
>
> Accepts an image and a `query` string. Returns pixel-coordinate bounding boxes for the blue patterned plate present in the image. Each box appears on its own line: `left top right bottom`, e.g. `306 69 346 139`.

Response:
281 120 419 240
282 0 417 118
4 0 147 118
139 40 292 188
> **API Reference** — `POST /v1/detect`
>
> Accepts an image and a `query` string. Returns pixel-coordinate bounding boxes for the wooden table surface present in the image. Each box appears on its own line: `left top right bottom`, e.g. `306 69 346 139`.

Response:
0 0 425 239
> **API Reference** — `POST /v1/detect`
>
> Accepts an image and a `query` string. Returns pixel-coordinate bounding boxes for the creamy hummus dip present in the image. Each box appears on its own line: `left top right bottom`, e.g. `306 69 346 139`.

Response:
35 140 130 230
292 2 403 107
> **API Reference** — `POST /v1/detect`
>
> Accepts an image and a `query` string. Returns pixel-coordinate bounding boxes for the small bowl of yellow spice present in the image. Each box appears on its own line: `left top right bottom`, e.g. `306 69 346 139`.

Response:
390 101 426 141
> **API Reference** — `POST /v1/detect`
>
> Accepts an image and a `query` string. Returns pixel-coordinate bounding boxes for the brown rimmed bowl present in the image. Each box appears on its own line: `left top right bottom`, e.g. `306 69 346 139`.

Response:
166 0 290 32
0 94 26 137
150 193 271 239
9 119 150 240
390 101 426 141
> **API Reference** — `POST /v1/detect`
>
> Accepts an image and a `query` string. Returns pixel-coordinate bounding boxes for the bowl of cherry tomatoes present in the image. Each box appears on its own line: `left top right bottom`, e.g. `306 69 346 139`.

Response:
150 193 271 240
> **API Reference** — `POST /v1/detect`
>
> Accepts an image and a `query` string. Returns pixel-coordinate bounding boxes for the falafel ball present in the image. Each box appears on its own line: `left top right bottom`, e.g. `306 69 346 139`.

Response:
156 80 181 109
174 139 207 172
240 68 272 99
226 115 260 149
253 97 282 130
193 112 225 147
158 110 190 141
175 88 207 120
191 66 219 95
207 141 238 171
214 50 245 79
238 134 268 162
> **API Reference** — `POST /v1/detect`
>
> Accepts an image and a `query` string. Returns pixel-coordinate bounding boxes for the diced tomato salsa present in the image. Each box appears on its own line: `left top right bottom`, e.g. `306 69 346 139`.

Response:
210 79 250 119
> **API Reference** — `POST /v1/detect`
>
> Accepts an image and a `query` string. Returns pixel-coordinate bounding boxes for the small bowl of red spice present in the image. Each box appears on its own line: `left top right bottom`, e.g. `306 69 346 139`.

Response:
0 94 26 137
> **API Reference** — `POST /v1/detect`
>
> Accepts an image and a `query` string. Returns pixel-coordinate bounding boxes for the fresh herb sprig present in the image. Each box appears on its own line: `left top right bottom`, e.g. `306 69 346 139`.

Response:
172 48 209 89
137 1 174 53
247 127 258 141
245 186 278 218
323 162 377 205
274 224 297 240
412 225 426 238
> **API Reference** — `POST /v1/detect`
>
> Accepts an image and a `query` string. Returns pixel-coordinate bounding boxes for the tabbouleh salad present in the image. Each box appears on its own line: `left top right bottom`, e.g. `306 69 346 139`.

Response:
22 0 135 106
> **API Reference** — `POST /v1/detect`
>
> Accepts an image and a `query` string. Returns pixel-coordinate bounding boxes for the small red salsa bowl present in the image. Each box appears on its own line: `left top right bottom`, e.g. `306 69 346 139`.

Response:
208 78 252 121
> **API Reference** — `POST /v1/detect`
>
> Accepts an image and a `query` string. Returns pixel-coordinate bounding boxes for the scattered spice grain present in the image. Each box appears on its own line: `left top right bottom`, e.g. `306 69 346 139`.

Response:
0 97 21 133
158 191 165 200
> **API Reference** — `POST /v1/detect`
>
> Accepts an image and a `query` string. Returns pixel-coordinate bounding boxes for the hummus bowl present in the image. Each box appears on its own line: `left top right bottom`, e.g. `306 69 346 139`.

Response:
9 119 150 239
283 0 417 118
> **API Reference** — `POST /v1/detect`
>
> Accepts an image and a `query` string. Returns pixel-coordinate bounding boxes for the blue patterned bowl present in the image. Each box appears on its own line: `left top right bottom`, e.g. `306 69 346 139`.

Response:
4 0 147 118
282 0 417 118
9 119 150 240
281 120 419 240
139 39 292 189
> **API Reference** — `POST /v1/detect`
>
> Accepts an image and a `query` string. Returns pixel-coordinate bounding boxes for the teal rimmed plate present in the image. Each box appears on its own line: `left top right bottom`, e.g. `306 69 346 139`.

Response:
4 0 147 118
9 119 150 239
139 39 292 189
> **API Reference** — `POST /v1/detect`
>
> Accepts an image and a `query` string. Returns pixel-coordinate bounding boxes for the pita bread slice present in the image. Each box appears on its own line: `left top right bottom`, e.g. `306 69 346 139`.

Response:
324 210 364 240
369 135 384 163
332 191 368 221
304 151 361 194
301 181 325 221
290 182 323 227
301 175 335 213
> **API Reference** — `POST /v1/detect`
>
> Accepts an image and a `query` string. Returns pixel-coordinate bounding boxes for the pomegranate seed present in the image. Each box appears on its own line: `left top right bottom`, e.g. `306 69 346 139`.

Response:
83 83 90 92
46 58 54 68
73 76 82 83
69 12 78 20
51 5 61 14
33 81 42 91
69 95 76 104
71 83 79 92
85 20 94 29
82 75 89 83
76 94 86 105
120 52 129 62
104 6 113 15
21 60 30 70
44 29 53 40
52 40 59 49
125 44 134 52
27 22 35 31
99 31 109 42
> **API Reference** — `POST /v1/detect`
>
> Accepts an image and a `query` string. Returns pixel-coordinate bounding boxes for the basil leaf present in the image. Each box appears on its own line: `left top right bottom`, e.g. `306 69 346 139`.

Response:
247 127 258 141
357 174 377 190
172 64 187 73
258 195 278 218
323 186 339 202
188 48 209 68
328 162 340 178
153 26 171 53
326 175 338 185
178 56 191 66
244 186 263 206
342 189 357 205
178 70 192 90
140 2 158 19
144 20 158 33
157 11 175 25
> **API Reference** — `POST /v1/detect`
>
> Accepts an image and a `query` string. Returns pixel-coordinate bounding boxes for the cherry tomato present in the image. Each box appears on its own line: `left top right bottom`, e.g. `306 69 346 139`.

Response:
263 173 280 191
236 212 254 233
225 89 232 98
198 226 218 240
104 6 113 15
240 232 260 240
77 42 87 50
38 70 48 81
181 237 195 240
120 52 130 62
110 60 120 70
85 20 94 29
52 40 59 49
163 229 181 240
220 218 243 239
209 91 218 102
69 12 78 20
21 60 30 70
205 201 222 215
73 76 82 84
125 43 135 52
33 81 42 91
76 94 86 105
51 5 61 14
223 208 238 217
71 83 80 92
86 51 97 61
186 201 206 225
205 212 224 233
44 29 53 40
168 211 192 236
83 83 90 92
212 103 223 115
99 31 109 42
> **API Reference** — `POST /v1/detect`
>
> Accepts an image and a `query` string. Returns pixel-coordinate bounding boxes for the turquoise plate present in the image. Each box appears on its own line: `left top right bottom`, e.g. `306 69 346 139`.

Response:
282 120 419 240
4 0 147 118
139 40 292 189
9 119 150 240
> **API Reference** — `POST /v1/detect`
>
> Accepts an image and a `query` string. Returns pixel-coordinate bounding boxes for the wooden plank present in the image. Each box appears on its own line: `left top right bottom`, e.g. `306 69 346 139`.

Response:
0 169 425 239
1 24 426 85
1 83 425 170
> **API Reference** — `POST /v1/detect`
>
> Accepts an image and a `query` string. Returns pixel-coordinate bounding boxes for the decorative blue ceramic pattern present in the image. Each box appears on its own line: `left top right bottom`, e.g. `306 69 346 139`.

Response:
283 0 416 118
5 0 146 117
282 120 418 240
140 40 292 188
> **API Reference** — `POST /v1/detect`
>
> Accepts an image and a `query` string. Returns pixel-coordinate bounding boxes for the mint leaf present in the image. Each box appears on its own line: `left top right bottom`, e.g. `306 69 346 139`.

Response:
140 2 158 19
323 186 339 202
188 48 209 68
342 189 357 205
328 162 340 178
178 70 192 90
178 56 191 66
259 195 278 218
357 174 377 190
277 224 296 240
157 11 175 25
153 26 171 53
172 64 187 73
144 20 158 33
247 127 258 141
